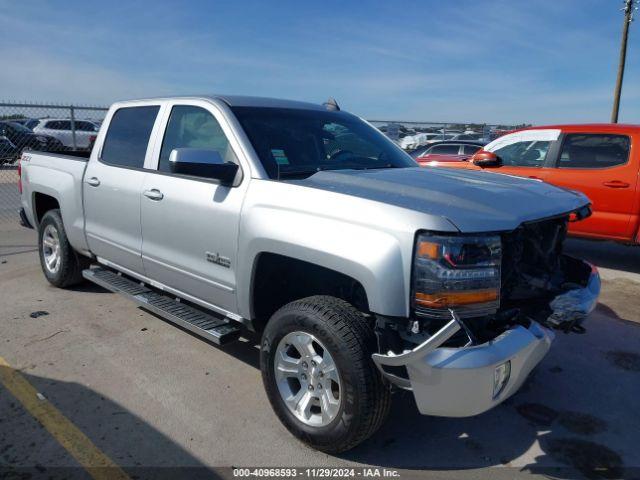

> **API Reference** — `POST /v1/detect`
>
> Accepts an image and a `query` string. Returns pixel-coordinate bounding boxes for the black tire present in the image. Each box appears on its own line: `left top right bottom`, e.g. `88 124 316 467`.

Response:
261 295 391 453
38 209 89 288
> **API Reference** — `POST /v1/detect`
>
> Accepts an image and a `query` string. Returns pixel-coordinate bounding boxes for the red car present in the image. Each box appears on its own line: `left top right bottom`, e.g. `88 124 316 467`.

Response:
422 124 640 244
413 140 484 166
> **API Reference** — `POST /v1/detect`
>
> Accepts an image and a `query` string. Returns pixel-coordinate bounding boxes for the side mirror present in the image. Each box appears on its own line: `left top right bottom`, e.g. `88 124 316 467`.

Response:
169 148 239 186
472 150 502 168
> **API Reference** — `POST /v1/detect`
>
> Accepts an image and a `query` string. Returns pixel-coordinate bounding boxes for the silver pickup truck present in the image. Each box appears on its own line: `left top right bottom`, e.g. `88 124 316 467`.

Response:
18 95 600 453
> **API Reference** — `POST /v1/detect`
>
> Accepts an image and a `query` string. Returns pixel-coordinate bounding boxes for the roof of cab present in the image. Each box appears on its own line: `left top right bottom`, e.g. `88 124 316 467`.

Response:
525 123 640 132
215 95 326 110
117 94 327 111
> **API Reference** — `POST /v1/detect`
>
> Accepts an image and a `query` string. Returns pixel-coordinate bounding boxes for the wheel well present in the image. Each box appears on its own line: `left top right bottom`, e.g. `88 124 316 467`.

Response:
252 253 369 329
33 193 60 225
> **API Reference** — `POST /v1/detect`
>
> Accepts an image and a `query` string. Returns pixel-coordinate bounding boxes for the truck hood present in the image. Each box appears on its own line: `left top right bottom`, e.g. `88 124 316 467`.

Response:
290 167 590 232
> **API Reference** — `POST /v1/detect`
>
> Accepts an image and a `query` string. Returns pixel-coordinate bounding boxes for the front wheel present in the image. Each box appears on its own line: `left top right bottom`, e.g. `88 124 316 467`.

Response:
261 296 391 453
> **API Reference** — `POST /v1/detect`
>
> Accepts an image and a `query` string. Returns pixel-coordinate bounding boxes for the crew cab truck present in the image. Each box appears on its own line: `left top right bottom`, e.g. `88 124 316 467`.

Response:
19 95 600 453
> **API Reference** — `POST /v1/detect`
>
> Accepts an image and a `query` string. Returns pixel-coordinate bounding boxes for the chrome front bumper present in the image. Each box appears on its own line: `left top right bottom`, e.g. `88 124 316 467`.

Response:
372 264 600 418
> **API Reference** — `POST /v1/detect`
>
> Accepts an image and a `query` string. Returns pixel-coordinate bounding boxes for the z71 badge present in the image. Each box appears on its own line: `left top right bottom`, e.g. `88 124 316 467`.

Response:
206 252 231 268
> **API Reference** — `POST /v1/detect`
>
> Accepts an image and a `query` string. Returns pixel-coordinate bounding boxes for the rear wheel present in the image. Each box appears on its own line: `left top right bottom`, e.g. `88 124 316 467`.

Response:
38 209 89 288
261 296 391 453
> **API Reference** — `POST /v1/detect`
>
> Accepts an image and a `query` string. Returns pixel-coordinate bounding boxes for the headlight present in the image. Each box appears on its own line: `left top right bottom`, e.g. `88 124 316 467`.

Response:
412 233 501 319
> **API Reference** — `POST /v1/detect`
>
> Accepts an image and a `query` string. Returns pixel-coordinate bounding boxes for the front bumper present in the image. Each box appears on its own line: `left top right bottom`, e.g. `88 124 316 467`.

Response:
372 263 600 417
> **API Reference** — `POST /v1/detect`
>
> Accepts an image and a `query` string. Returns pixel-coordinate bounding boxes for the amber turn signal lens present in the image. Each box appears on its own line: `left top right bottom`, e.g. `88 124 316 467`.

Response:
415 289 498 308
417 241 439 259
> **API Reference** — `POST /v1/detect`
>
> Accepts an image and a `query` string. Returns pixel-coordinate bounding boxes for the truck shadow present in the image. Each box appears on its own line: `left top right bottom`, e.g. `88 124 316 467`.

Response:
0 369 221 479
564 238 640 275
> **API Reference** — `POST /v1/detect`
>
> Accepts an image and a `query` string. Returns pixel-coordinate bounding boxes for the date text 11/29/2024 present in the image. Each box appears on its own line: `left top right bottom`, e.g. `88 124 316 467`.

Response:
233 468 401 478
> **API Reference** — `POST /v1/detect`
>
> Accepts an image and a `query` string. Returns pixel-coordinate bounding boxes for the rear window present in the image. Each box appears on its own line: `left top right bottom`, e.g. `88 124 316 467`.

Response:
101 106 159 168
558 134 630 169
427 144 460 155
45 120 66 130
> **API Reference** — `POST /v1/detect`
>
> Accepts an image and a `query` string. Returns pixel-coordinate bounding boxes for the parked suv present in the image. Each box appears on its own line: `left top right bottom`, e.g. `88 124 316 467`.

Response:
19 96 600 452
32 118 98 150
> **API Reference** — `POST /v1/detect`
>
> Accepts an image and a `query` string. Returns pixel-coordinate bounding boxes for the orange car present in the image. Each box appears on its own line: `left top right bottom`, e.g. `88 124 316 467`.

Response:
423 124 640 244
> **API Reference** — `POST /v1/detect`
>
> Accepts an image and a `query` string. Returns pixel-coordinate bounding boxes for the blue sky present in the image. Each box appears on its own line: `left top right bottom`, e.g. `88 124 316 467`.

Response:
0 0 638 124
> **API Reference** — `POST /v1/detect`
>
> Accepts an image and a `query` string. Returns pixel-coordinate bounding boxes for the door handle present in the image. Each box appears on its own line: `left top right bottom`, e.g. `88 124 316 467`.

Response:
86 177 100 187
603 180 630 188
143 189 164 201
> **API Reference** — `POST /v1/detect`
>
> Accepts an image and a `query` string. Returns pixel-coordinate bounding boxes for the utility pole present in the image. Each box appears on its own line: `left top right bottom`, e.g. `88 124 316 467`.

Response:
611 0 636 123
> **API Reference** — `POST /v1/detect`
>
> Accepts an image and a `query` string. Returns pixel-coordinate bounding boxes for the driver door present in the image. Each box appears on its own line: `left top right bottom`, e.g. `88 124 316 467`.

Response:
140 101 247 314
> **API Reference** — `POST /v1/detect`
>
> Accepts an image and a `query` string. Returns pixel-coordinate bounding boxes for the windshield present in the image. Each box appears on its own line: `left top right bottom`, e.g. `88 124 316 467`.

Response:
231 107 417 179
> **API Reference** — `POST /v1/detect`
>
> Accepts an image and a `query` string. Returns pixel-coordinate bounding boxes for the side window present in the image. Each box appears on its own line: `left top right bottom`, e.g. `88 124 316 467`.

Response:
158 105 237 173
59 121 72 131
463 145 481 155
101 106 159 168
76 121 96 132
558 134 630 169
493 140 550 167
428 144 461 155
45 121 61 130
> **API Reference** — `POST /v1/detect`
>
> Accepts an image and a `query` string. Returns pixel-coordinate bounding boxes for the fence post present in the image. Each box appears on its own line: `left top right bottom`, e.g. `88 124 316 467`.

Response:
69 105 77 151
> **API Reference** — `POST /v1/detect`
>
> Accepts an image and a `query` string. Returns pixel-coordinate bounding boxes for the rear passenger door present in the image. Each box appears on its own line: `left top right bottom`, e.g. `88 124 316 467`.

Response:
545 133 637 240
140 101 247 316
84 104 162 275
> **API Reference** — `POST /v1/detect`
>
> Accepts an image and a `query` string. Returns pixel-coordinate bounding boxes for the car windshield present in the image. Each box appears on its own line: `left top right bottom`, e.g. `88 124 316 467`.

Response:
231 107 417 179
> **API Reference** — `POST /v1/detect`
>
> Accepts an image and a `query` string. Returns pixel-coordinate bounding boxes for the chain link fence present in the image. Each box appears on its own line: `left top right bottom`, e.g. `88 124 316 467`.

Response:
0 102 108 223
0 101 526 225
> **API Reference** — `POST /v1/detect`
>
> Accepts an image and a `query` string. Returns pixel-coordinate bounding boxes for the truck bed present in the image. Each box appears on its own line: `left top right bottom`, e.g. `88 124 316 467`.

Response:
20 150 90 254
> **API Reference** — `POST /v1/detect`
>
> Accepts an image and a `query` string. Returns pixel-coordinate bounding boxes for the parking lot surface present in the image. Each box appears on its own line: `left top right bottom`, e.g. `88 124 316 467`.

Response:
1 217 639 479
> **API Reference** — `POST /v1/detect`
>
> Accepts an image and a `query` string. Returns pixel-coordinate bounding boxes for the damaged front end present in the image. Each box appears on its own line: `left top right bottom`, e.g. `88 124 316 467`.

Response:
373 211 600 417
500 214 600 334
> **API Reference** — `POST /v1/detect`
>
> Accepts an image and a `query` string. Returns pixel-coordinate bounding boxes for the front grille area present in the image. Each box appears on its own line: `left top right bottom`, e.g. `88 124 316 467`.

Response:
500 216 569 307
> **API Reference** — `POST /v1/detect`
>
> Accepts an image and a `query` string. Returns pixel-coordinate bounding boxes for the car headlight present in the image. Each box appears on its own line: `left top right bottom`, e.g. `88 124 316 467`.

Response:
412 233 501 319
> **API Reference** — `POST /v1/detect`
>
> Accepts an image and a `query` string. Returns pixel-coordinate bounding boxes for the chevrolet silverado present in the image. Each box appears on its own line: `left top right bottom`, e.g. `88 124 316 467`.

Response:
19 95 600 452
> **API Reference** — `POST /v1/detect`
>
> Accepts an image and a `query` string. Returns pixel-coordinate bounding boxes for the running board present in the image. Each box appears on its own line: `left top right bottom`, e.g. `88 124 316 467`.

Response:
82 267 241 345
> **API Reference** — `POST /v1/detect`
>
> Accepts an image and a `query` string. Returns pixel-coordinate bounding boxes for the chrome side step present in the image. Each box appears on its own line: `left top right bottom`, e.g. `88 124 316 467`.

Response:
82 267 241 345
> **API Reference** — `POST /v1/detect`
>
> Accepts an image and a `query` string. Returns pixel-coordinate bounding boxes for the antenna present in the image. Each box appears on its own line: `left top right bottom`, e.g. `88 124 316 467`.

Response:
323 98 340 111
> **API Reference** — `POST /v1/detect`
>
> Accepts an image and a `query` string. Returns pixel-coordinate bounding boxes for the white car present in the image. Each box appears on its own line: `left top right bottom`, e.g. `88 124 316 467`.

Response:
449 132 486 141
32 119 98 150
399 132 453 150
